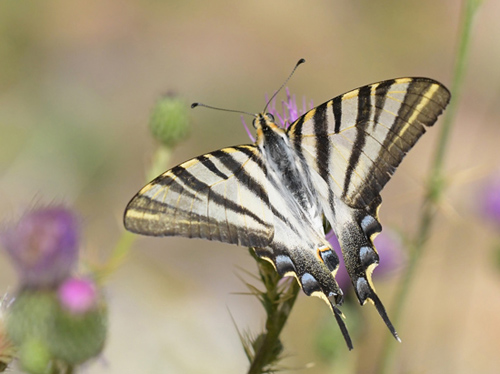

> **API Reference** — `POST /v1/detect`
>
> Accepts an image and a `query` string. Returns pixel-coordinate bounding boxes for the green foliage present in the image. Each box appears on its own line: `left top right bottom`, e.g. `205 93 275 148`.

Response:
238 248 301 374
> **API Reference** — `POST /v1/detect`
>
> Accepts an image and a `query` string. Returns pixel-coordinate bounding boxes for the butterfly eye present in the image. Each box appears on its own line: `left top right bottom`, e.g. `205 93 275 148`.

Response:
266 113 275 122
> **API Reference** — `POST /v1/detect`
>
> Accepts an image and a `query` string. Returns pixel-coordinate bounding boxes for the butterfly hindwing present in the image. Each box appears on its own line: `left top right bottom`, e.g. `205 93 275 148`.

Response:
124 145 274 248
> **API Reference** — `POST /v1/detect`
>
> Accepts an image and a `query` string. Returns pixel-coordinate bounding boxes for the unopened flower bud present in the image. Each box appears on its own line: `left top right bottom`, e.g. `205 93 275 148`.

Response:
6 291 56 346
47 294 107 365
18 338 51 374
149 94 189 148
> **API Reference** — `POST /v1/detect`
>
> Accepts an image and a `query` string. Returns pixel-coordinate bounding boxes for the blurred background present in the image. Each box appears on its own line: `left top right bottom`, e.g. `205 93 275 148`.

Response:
1 0 500 373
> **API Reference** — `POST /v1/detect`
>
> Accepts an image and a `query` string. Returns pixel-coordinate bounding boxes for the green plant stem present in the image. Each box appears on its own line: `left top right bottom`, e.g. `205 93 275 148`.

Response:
94 231 137 283
93 146 171 282
247 283 301 374
247 251 301 374
377 1 481 372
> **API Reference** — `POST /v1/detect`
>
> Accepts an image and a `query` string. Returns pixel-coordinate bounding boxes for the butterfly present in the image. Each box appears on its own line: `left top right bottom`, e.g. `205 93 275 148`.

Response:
124 62 450 349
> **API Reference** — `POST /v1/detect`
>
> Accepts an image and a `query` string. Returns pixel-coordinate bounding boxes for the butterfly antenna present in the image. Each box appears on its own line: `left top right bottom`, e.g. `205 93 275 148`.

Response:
263 58 306 113
191 102 255 117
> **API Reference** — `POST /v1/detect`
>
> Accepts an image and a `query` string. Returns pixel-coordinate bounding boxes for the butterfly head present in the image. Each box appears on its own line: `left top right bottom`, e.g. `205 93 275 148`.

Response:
252 113 275 128
253 112 286 143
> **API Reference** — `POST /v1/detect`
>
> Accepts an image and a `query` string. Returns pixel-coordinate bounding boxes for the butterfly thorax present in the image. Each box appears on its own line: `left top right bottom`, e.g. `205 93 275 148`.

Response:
254 113 323 230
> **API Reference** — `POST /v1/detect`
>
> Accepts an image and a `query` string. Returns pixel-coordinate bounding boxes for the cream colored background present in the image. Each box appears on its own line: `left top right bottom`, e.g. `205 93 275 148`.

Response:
1 1 500 373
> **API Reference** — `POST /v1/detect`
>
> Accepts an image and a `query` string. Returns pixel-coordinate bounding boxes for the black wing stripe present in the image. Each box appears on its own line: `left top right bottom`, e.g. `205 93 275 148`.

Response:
373 79 395 131
215 146 291 227
172 167 269 228
289 115 305 153
342 85 372 201
313 102 337 209
332 96 342 134
314 102 330 183
198 153 230 180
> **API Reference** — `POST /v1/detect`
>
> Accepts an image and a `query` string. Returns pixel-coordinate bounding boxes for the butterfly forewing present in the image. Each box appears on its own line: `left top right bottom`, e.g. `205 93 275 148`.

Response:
124 145 274 248
288 77 451 209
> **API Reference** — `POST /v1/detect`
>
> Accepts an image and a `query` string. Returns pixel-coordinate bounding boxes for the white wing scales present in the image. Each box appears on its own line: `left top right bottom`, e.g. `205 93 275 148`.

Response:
125 145 274 248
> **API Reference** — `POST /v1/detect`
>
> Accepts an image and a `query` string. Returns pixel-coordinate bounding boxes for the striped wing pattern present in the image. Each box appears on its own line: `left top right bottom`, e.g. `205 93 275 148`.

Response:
124 145 274 248
286 77 450 341
124 76 450 350
288 77 451 209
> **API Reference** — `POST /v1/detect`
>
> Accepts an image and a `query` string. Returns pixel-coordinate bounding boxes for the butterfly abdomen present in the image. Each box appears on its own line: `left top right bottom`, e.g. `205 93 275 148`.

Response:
257 114 322 224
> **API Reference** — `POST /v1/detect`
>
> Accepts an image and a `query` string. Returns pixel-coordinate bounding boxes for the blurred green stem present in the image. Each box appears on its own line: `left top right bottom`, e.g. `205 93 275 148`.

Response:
247 250 301 374
93 146 171 282
377 0 481 372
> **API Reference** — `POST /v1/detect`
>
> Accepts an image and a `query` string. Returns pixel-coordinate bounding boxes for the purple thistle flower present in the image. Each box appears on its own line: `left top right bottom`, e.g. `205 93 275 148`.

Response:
481 174 500 228
326 229 405 292
266 87 314 128
58 277 98 315
240 87 314 138
373 230 405 276
0 207 79 289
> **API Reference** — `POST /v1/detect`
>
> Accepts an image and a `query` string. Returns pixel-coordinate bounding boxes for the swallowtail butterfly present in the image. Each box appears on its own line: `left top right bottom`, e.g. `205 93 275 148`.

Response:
124 62 450 349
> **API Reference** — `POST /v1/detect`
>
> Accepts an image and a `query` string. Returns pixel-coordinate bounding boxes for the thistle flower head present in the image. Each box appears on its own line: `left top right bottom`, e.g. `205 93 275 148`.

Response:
0 207 79 289
481 174 500 228
241 87 314 141
326 230 404 291
266 87 313 128
6 285 107 368
58 277 98 315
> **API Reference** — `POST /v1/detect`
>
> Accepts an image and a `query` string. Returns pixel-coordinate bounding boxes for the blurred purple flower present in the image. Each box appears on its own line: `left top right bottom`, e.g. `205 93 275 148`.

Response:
241 87 314 140
58 277 98 315
326 229 405 292
481 175 500 227
266 87 314 128
0 207 79 288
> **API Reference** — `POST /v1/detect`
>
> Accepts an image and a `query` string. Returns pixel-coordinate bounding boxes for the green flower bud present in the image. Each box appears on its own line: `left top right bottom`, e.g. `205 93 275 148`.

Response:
18 338 51 374
46 302 107 365
6 288 107 367
6 291 56 345
148 94 189 148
